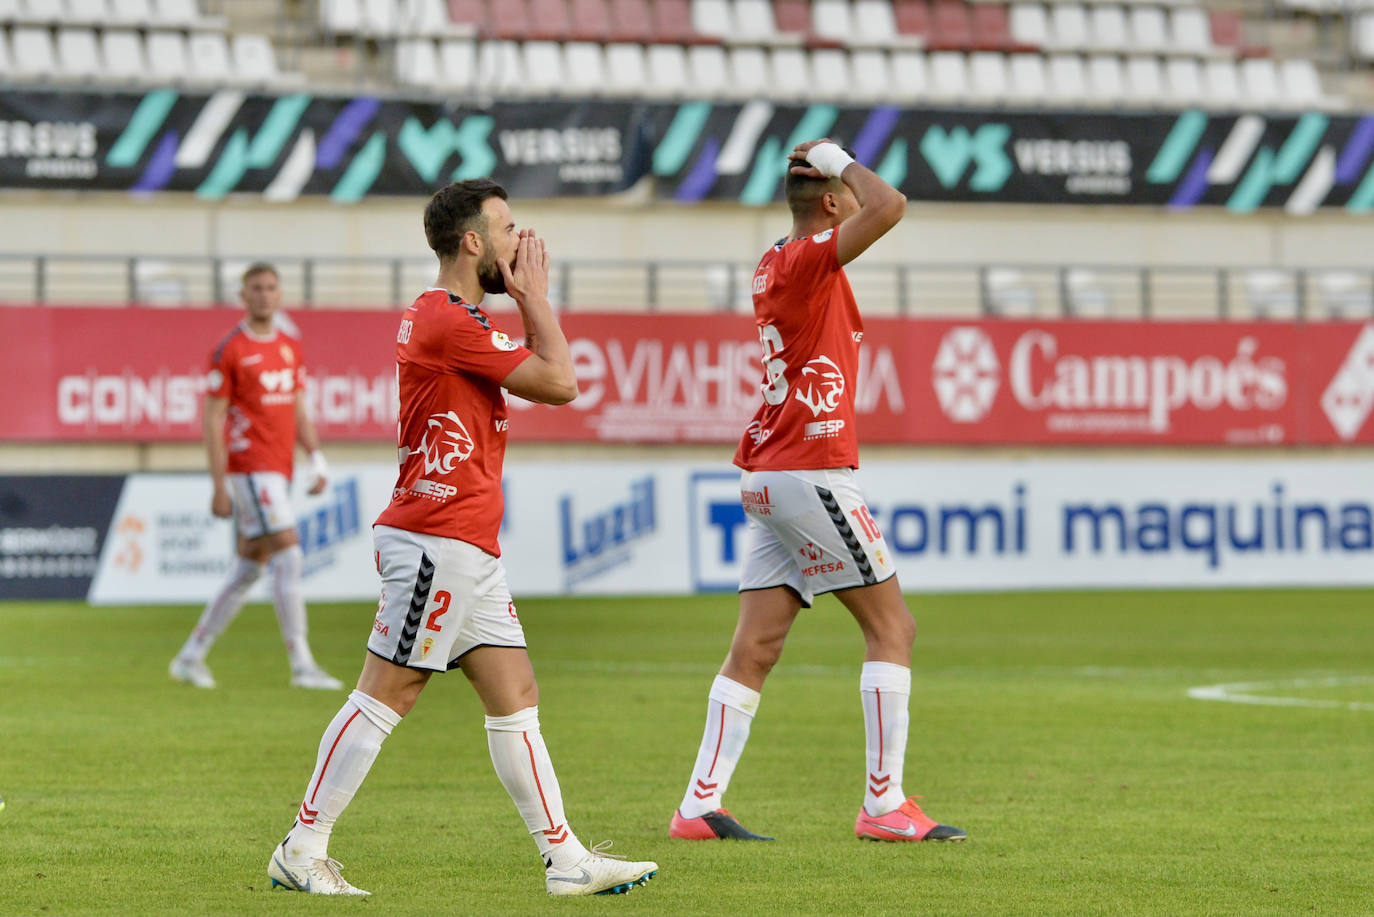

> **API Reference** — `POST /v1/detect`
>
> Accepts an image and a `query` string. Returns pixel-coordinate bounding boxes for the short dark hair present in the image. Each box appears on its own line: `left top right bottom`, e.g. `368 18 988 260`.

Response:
424 179 508 261
784 145 856 219
241 262 278 285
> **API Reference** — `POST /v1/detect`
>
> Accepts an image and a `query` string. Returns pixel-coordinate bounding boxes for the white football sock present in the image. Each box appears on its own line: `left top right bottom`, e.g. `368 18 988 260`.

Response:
269 544 316 671
678 675 760 819
176 557 262 662
486 706 589 871
283 690 399 864
860 661 911 817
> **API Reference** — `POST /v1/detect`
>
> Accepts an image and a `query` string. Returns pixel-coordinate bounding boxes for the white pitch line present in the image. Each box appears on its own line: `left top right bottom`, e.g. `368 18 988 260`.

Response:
1187 675 1374 712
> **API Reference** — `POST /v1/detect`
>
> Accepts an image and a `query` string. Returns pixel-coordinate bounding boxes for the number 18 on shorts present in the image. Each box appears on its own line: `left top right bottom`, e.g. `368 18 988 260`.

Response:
737 468 896 607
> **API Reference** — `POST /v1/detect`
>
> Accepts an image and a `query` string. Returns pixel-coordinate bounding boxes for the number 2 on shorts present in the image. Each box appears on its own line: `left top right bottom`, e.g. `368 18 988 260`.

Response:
425 590 452 632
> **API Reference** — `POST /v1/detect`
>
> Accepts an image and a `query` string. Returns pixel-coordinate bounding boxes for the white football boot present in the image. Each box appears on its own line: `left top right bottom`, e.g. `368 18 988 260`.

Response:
290 667 344 690
546 840 658 896
169 656 215 689
268 843 370 896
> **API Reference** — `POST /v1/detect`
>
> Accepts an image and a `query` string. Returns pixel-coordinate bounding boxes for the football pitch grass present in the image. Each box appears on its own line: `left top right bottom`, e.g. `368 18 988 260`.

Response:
1 590 1372 916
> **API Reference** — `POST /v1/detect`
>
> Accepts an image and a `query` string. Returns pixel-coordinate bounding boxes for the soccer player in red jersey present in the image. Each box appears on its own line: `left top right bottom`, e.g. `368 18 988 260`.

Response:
169 263 343 692
670 140 967 843
266 180 657 898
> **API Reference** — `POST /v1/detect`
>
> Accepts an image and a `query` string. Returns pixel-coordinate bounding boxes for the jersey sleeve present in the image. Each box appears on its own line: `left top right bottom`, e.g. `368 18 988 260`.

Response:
206 341 234 399
445 311 533 384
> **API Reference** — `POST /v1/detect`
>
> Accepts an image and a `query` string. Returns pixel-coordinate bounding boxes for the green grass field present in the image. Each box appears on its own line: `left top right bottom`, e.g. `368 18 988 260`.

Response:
2 590 1373 916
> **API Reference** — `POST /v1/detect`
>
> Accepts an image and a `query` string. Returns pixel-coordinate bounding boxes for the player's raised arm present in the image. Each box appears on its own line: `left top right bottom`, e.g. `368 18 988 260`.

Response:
789 139 906 266
497 229 578 406
203 394 232 518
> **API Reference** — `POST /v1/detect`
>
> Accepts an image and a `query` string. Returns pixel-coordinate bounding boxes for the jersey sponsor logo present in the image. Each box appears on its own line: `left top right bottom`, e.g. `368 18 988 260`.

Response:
240 353 264 366
804 418 846 439
491 330 519 352
373 618 389 636
494 418 510 433
802 559 846 577
412 411 476 475
795 355 846 417
752 272 768 294
798 541 823 562
411 478 458 501
746 420 771 446
742 486 772 515
852 331 864 343
813 228 834 243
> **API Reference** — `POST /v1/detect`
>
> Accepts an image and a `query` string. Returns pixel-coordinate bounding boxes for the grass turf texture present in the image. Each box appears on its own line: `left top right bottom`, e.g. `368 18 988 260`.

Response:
1 590 1372 916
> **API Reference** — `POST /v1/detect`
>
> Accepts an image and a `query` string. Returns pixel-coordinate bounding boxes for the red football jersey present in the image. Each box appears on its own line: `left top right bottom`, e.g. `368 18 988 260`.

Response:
206 323 304 478
734 228 863 471
373 289 533 556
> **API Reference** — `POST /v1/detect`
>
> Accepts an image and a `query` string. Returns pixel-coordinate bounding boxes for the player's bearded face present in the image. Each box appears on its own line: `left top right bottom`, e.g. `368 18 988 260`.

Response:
476 232 507 295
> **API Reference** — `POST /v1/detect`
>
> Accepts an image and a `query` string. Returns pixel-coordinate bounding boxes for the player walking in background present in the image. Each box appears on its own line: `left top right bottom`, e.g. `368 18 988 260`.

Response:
169 263 343 692
266 180 658 898
670 141 967 844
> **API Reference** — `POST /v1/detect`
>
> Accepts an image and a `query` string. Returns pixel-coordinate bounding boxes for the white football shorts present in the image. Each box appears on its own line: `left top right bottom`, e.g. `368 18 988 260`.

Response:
738 467 897 607
368 524 526 671
227 472 297 539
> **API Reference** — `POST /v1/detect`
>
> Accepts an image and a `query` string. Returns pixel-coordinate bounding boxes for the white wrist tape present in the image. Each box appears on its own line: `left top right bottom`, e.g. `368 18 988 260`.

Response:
309 450 329 479
804 142 855 179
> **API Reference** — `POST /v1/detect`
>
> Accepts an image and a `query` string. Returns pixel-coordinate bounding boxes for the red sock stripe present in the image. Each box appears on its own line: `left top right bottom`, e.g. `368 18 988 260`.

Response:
706 701 725 778
308 707 362 805
522 731 558 829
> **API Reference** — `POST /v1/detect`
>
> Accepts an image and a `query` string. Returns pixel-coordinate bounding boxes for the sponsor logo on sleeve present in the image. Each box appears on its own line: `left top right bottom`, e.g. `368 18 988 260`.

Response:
491 330 519 352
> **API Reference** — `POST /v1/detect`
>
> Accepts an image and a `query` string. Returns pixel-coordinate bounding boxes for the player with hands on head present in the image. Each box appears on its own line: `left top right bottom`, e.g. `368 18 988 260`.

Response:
266 179 658 898
169 262 343 692
669 140 967 844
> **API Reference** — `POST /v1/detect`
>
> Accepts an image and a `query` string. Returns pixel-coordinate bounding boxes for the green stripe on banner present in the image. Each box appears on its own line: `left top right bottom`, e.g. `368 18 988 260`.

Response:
1274 112 1328 184
876 138 908 188
195 129 249 199
247 93 312 169
1346 162 1374 213
106 90 178 167
451 115 496 181
1227 147 1276 213
653 102 712 176
739 105 839 205
739 137 783 206
1145 109 1207 184
331 131 387 202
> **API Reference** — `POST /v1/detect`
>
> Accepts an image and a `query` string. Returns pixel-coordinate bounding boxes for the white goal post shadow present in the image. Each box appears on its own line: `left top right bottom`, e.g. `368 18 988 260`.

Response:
1188 676 1374 712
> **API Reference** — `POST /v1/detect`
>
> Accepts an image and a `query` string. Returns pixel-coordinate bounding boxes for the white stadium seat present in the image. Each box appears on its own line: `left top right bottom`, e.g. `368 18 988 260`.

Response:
145 30 188 81
1278 58 1328 108
850 48 892 102
732 0 781 44
1005 53 1047 106
1123 55 1163 106
853 0 899 46
1085 54 1124 104
811 0 853 42
522 41 564 95
109 0 153 27
153 0 213 28
968 51 1008 104
1239 57 1280 108
476 39 523 95
232 33 283 84
645 43 689 97
187 31 232 84
604 42 649 97
1088 5 1127 52
1201 57 1241 108
394 37 438 84
767 46 811 101
1169 7 1211 56
19 0 63 23
928 50 969 101
399 0 452 37
320 0 362 35
561 42 606 96
100 28 145 80
728 46 771 98
55 27 100 80
361 0 398 37
1046 53 1087 105
1163 56 1202 105
437 38 476 89
1129 6 1168 53
810 47 853 98
686 43 729 97
11 26 56 77
692 0 733 39
889 49 929 104
66 0 109 25
1048 4 1089 51
1009 4 1049 49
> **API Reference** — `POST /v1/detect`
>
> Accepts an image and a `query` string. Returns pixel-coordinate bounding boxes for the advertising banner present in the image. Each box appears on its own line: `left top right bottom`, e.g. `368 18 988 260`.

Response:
30 457 1374 603
5 306 1374 447
3 89 1374 212
0 475 125 599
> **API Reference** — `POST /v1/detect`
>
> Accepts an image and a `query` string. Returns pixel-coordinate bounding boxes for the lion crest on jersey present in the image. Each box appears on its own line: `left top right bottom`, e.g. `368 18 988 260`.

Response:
416 411 475 475
794 355 846 417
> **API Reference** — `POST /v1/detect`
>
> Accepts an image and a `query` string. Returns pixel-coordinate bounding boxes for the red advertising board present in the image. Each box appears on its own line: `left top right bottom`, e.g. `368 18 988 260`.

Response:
3 306 1373 446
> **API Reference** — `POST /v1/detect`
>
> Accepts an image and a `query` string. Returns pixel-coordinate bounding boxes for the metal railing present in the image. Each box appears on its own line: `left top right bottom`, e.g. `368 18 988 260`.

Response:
3 253 1374 320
